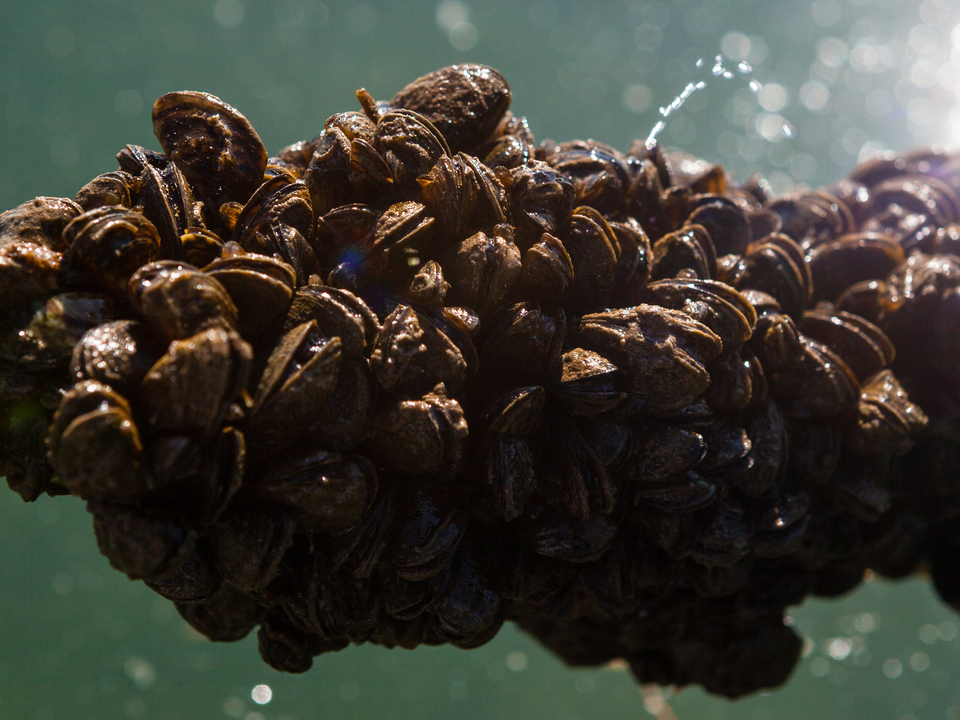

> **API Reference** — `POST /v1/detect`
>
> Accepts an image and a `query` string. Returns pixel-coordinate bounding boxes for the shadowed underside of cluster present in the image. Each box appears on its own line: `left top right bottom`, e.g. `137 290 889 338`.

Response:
2 64 959 699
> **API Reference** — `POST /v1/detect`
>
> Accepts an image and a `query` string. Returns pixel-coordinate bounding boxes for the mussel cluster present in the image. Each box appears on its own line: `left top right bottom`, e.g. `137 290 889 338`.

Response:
2 63 959 699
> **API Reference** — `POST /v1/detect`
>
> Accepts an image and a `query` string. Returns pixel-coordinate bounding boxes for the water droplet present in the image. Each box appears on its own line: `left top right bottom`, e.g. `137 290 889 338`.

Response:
919 623 939 644
909 652 931 672
854 613 877 633
643 42 786 155
712 54 726 76
643 126 662 149
882 658 903 679
124 656 156 689
507 651 528 672
827 638 852 660
251 685 272 705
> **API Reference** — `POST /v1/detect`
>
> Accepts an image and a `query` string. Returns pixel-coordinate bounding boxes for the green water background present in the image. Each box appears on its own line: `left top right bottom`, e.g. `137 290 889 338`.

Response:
2 0 960 718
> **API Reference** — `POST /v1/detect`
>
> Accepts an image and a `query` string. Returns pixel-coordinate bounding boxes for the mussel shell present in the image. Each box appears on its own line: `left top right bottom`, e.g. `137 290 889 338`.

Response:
375 109 451 189
129 261 238 340
729 239 809 320
432 546 502 648
393 486 465 582
650 224 716 281
509 160 576 244
686 200 751 256
203 252 296 341
74 171 137 211
0 241 62 311
116 144 168 175
562 206 620 310
485 433 538 521
768 338 860 420
215 503 297 592
254 449 377 532
449 229 521 317
406 259 451 307
70 319 164 393
0 293 113 370
484 386 546 434
62 207 162 297
145 538 222 602
517 232 574 302
283 285 380 359
579 304 722 414
807 234 905 304
740 397 787 497
176 583 264 642
548 140 632 217
554 348 625 416
0 196 82 252
139 327 252 438
181 227 224 268
627 426 706 483
138 162 199 260
369 304 467 397
519 499 619 561
634 474 717 513
308 359 377 452
248 324 343 452
643 279 755 351
329 488 395 579
233 175 313 250
390 64 511 153
152 91 268 211
47 380 144 498
477 302 564 399
366 387 468 476
799 309 895 382
88 500 188 580
626 159 671 242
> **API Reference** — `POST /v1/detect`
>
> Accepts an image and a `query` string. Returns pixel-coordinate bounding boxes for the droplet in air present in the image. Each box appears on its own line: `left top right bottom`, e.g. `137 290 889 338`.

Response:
712 54 725 76
645 120 666 149
738 61 752 73
251 685 272 705
781 121 795 138
695 57 704 68
507 651 528 672
749 79 762 93
882 658 903 679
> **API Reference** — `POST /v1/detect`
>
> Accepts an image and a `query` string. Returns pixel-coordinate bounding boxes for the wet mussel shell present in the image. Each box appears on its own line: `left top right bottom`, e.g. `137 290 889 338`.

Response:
3 64 959 704
152 91 268 212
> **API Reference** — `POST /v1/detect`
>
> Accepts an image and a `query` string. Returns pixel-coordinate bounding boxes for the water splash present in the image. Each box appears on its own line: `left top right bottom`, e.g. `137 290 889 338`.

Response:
711 54 726 76
659 81 708 118
645 79 707 149
644 51 793 150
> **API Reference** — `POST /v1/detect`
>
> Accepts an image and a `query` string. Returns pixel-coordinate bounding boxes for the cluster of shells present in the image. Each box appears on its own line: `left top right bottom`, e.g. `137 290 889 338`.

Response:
2 63 959 698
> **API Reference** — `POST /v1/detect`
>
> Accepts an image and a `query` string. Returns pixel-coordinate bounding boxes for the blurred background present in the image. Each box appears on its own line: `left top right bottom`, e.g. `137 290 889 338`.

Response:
2 0 960 718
